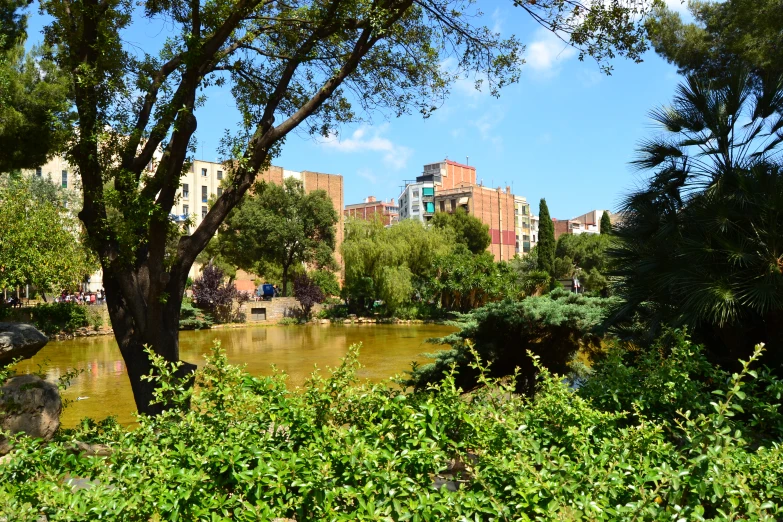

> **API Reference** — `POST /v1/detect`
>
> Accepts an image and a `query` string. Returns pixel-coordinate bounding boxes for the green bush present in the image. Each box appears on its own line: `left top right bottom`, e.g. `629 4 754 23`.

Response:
86 307 103 331
179 299 214 330
316 303 349 320
1 341 782 520
30 303 89 335
277 316 301 325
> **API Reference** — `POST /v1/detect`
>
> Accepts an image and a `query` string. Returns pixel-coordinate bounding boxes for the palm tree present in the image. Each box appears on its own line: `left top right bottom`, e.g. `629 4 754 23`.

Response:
610 70 783 368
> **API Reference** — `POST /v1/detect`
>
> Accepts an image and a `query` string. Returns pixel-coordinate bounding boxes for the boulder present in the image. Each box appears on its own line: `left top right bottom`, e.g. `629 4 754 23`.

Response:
0 374 61 454
0 322 48 365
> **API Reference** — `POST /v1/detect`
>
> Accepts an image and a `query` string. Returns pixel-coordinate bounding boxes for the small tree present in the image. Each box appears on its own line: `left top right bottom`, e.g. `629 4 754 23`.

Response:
191 264 248 323
293 274 324 320
430 208 490 254
219 178 338 297
600 211 613 234
537 199 556 280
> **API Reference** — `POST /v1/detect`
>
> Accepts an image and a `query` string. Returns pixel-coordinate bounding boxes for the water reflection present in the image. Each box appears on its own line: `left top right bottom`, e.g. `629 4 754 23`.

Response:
14 324 454 427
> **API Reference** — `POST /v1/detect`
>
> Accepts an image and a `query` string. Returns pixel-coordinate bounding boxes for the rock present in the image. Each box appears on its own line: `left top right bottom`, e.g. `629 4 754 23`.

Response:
0 322 48 365
320 319 329 324
0 375 61 454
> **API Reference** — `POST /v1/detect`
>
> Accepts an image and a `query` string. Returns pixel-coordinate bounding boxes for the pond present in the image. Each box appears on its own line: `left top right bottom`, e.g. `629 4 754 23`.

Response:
14 324 455 427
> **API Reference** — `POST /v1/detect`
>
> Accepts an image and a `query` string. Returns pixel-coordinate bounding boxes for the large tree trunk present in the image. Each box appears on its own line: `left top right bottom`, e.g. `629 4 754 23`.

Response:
103 263 196 415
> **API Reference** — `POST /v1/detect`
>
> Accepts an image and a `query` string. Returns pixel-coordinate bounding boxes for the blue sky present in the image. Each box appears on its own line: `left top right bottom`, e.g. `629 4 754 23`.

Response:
26 0 691 218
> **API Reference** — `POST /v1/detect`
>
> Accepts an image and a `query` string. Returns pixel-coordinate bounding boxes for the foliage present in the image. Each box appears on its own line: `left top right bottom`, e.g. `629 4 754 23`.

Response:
600 210 613 234
646 0 783 82
4 338 783 520
430 209 490 255
341 218 451 313
609 70 783 366
408 289 612 395
293 274 325 320
191 264 249 324
0 176 96 294
316 303 349 321
424 246 518 312
554 233 612 293
178 299 214 330
308 269 340 298
537 198 555 280
30 303 90 335
219 178 338 297
276 316 301 326
0 0 28 52
0 43 71 172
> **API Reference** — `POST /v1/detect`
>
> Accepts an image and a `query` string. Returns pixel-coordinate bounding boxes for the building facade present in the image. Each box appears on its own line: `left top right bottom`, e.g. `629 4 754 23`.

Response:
433 184 517 262
344 196 399 225
530 215 539 250
398 181 435 222
514 196 532 255
25 156 345 286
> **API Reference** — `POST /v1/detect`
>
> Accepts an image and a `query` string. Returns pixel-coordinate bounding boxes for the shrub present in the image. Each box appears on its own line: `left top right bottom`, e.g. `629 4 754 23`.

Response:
308 269 340 298
86 307 103 331
277 316 301 326
178 299 214 330
293 274 325 320
191 263 249 323
30 303 89 335
1 341 782 520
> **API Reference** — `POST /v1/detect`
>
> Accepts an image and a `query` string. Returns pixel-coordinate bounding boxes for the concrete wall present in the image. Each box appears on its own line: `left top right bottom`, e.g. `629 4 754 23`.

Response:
245 297 323 322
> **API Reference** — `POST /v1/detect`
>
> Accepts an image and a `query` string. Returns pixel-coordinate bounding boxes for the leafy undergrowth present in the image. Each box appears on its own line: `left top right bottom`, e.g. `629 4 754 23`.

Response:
1 338 782 521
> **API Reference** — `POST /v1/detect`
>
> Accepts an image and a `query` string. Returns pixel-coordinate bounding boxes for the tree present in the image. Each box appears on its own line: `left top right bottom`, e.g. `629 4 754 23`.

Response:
342 217 451 313
219 178 337 297
0 176 95 297
424 246 517 312
23 0 656 414
537 199 555 279
407 289 611 395
610 70 783 369
430 208 490 254
0 0 28 52
646 0 783 82
0 44 71 172
293 274 324 320
600 211 612 234
191 263 248 323
309 269 340 298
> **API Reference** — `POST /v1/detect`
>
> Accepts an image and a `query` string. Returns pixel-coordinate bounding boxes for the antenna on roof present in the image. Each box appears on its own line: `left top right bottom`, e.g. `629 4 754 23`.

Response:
466 156 469 166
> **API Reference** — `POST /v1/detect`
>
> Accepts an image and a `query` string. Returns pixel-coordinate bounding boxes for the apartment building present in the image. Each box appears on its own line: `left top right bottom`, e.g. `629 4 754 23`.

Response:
25 156 345 285
398 181 435 222
552 209 614 239
514 196 532 255
530 215 539 250
344 196 399 225
433 184 517 262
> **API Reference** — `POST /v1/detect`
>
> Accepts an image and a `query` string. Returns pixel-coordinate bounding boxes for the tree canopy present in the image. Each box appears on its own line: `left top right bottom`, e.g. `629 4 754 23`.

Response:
218 178 338 296
0 175 95 294
430 208 491 255
600 211 612 234
646 0 783 82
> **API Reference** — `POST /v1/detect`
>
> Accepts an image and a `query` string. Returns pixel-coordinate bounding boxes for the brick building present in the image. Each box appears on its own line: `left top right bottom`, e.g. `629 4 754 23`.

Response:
433 184 517 262
344 196 399 225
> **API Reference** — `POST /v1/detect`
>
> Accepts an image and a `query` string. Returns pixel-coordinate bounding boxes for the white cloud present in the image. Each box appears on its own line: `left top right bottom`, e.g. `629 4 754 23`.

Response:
471 107 505 151
525 28 577 76
357 168 378 184
321 123 413 170
662 0 689 14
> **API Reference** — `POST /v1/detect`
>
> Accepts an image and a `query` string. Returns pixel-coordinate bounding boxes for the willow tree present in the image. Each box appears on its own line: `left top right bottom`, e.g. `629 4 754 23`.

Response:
32 0 655 414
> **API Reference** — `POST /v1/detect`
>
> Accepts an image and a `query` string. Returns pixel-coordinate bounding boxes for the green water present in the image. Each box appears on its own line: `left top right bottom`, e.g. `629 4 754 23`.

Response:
14 324 455 427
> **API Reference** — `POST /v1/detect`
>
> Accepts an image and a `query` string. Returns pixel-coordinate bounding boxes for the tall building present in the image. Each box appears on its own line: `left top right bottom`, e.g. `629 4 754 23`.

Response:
514 196 532 255
433 184 517 262
530 215 539 250
25 156 345 284
344 196 399 225
398 181 435 222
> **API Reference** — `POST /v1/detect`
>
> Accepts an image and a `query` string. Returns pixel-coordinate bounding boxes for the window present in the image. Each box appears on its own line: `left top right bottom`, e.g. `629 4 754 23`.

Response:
439 201 445 212
201 168 208 177
217 170 223 180
182 184 189 197
217 188 223 197
412 189 419 198
202 186 208 202
183 204 189 216
202 206 207 218
61 170 68 188
412 205 420 213
450 199 456 211
35 167 42 177
422 187 434 197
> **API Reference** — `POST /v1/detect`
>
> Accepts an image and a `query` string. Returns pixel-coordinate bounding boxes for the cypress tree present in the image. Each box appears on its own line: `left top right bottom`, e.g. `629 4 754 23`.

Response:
600 210 613 234
538 198 555 278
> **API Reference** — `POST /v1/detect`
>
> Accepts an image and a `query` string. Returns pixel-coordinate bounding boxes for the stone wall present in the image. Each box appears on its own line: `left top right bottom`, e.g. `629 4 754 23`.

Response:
244 297 323 322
